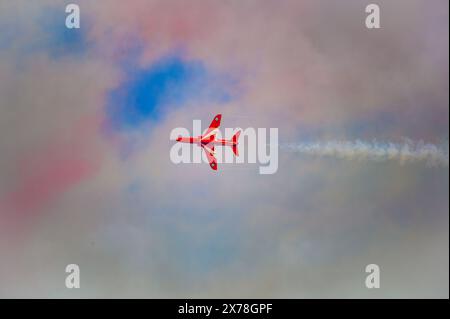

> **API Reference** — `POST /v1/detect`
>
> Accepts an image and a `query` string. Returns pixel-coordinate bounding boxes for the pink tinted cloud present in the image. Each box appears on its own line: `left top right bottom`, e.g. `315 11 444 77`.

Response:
0 117 102 220
86 0 221 64
4 151 94 214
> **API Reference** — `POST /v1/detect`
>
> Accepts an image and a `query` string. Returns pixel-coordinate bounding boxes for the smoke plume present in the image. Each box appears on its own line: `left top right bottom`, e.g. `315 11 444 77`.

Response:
281 140 449 167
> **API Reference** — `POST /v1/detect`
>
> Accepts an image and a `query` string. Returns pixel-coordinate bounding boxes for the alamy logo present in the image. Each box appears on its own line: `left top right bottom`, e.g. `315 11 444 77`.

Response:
365 4 381 29
365 264 380 289
170 114 279 174
65 4 80 29
65 264 80 289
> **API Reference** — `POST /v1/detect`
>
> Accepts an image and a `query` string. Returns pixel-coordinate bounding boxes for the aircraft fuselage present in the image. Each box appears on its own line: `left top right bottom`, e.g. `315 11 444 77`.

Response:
176 136 236 146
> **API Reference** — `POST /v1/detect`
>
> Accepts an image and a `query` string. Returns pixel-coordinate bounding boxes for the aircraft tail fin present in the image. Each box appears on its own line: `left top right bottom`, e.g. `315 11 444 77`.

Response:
232 130 241 143
231 130 241 156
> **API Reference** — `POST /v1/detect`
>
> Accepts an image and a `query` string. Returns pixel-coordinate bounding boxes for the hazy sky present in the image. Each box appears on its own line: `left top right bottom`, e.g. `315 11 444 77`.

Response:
0 0 448 298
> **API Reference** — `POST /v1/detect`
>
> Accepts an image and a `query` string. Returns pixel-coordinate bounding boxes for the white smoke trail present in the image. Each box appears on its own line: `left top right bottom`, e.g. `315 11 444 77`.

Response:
281 139 449 167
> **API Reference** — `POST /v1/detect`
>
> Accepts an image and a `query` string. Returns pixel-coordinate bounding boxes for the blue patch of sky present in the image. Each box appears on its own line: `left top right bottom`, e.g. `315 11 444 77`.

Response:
106 53 237 130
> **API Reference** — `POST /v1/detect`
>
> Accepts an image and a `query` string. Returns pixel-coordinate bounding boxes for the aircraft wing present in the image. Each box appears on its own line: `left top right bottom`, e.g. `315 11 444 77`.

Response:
202 114 221 139
201 144 218 171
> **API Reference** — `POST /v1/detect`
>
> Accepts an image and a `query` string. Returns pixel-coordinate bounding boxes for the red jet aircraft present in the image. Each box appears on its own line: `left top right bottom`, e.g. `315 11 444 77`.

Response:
176 114 241 171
